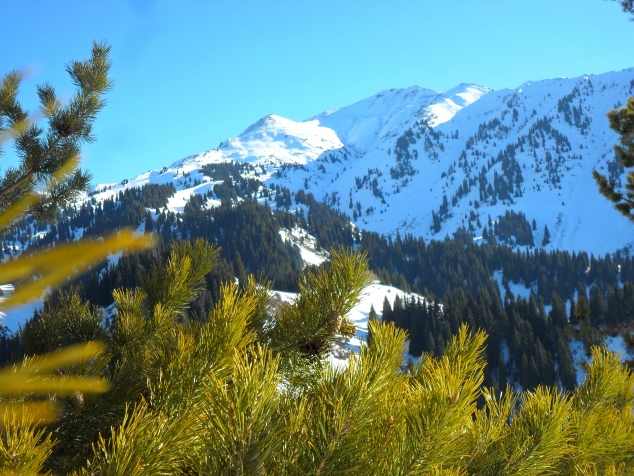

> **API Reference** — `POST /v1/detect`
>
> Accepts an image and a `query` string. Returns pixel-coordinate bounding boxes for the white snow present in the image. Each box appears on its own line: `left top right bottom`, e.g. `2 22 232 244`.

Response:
328 282 422 369
222 114 344 166
278 227 328 267
604 333 629 356
492 270 534 301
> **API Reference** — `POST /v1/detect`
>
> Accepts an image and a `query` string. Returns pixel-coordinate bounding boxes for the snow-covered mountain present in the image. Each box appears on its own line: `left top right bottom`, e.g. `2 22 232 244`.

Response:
94 68 634 254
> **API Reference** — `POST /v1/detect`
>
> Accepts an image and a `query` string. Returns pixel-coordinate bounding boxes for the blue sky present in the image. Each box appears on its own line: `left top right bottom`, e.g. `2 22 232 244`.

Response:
1 0 633 184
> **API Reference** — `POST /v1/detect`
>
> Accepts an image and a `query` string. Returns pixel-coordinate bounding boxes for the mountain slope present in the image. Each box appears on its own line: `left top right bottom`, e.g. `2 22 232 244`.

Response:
94 68 634 254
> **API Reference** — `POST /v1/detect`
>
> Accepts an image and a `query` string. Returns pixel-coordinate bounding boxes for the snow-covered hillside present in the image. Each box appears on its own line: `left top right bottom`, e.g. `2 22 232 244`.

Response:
91 68 634 254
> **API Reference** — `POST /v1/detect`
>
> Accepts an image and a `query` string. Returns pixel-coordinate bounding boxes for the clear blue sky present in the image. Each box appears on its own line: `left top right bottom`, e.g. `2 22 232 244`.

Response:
1 0 633 184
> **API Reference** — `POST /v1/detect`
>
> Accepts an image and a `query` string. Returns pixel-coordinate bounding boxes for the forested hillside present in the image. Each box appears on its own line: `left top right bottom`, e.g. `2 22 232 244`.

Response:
3 184 634 472
3 174 633 393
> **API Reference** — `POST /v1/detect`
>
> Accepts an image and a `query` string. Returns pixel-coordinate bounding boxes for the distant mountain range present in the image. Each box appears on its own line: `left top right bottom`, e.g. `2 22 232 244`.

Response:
93 68 634 254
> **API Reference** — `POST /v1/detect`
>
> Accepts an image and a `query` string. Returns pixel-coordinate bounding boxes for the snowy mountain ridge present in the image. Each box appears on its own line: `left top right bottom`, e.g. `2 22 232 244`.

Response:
92 68 634 255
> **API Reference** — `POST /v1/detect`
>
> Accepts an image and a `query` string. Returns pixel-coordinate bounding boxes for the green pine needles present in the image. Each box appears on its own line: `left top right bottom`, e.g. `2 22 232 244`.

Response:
1 242 633 475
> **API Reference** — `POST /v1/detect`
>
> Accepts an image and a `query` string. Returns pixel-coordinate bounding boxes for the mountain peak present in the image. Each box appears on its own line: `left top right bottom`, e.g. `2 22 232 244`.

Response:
240 114 289 136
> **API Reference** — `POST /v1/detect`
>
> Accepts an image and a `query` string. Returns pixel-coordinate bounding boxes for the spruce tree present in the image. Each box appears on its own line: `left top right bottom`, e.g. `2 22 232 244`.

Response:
542 224 551 246
576 290 591 322
366 304 378 347
381 295 392 325
233 250 248 288
589 285 607 324
555 329 577 392
144 211 154 233
549 292 568 327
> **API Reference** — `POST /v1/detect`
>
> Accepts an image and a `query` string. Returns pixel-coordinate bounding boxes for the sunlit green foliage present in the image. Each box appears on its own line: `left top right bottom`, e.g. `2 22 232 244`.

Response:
8 241 634 475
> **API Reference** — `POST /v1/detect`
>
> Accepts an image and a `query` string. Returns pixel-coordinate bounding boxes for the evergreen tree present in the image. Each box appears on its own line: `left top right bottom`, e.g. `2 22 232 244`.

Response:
366 304 378 347
0 41 112 224
435 332 446 356
589 285 607 324
408 298 428 356
555 330 577 392
542 224 551 246
144 210 154 233
549 292 568 328
368 304 377 321
233 250 248 288
431 210 441 233
424 331 436 355
381 296 393 325
576 289 591 322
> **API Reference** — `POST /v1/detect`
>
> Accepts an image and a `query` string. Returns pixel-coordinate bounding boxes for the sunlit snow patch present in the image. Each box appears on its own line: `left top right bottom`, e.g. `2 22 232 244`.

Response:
278 227 328 268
